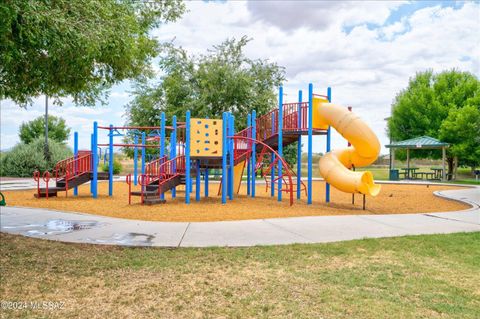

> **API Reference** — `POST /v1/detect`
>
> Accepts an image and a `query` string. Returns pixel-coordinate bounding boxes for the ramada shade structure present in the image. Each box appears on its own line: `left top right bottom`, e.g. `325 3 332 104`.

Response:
385 136 450 180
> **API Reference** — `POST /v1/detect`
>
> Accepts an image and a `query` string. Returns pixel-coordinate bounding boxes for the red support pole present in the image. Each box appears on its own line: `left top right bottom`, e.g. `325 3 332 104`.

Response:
43 171 50 199
33 170 40 198
65 171 69 197
126 174 132 205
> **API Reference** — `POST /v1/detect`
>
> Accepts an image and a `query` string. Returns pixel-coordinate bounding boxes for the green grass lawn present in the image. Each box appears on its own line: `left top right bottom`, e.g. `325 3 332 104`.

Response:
1 232 479 318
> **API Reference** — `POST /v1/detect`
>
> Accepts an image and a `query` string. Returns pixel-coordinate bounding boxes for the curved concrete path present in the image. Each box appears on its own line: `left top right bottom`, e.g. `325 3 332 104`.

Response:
0 186 478 247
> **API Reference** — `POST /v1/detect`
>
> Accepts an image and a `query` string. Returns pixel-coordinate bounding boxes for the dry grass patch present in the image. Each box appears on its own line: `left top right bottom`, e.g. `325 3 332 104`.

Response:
0 232 479 318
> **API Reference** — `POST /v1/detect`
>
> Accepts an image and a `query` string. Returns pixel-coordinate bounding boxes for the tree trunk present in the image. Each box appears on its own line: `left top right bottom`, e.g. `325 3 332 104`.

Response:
447 156 454 180
44 95 51 163
453 156 458 180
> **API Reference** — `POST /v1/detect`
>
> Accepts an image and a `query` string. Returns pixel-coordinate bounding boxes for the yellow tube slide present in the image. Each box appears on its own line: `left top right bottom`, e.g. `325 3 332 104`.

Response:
313 98 381 196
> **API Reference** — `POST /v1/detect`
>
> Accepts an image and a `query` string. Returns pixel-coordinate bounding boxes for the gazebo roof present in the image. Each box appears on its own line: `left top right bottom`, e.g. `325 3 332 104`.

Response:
385 136 449 149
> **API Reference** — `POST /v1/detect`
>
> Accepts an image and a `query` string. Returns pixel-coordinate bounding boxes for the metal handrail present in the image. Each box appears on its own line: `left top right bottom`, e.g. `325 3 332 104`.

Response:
54 152 92 181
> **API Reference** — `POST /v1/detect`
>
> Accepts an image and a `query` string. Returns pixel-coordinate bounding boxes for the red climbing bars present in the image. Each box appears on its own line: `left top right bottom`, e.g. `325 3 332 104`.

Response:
229 136 294 206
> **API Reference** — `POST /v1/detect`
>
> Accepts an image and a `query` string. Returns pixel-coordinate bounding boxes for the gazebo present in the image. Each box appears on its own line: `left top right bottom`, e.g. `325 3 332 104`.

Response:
385 136 450 181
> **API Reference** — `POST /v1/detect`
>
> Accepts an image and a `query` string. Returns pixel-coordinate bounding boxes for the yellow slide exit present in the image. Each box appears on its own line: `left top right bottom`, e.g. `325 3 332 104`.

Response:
313 97 381 196
217 160 246 195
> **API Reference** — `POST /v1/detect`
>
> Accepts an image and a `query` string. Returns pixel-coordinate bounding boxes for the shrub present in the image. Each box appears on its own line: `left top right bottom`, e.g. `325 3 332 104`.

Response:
0 138 72 177
101 160 123 175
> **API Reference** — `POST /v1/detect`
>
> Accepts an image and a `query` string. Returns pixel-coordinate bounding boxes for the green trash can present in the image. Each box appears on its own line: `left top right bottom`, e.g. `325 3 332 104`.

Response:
389 169 399 181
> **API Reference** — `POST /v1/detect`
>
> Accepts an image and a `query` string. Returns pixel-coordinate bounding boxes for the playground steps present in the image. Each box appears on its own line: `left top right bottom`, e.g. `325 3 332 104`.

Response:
34 188 61 198
56 173 91 189
146 175 184 193
130 174 183 205
129 190 166 205
143 198 167 205
34 171 110 198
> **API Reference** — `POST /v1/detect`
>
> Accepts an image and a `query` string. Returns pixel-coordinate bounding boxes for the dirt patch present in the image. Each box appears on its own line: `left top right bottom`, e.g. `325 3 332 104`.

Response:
2 181 470 222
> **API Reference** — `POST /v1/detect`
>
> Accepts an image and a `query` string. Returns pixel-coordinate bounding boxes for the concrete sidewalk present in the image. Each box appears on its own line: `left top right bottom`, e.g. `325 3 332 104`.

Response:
1 187 478 247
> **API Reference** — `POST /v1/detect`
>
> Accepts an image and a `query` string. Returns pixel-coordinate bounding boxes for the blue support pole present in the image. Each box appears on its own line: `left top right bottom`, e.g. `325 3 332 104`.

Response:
160 112 166 200
185 111 191 204
251 110 256 198
205 168 209 197
278 86 283 202
171 115 177 198
108 124 114 196
196 160 201 201
133 135 138 186
92 122 98 198
247 113 251 196
270 112 275 196
73 132 78 196
326 86 332 203
221 112 228 204
308 83 313 204
90 133 94 194
228 114 235 200
226 114 231 199
297 90 303 200
141 132 146 175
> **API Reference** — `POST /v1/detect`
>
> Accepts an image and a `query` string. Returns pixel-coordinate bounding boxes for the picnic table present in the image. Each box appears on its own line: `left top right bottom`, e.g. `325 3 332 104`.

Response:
413 171 436 180
430 168 444 180
400 167 418 179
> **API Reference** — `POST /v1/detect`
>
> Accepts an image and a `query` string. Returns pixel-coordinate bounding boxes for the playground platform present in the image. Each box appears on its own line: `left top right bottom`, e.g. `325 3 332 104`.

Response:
1 186 478 247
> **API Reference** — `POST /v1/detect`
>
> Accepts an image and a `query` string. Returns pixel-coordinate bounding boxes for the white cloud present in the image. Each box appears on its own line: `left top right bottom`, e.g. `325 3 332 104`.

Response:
246 1 406 31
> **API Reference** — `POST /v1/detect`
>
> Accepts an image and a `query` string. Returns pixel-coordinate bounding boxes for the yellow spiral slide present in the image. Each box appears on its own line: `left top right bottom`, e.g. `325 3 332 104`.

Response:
313 97 381 196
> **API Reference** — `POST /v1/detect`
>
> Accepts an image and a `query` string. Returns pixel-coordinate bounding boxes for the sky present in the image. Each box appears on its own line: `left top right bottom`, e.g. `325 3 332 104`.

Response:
1 0 479 154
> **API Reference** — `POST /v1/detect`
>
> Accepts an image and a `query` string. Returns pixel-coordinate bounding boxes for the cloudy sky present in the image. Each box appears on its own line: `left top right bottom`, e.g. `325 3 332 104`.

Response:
1 0 479 154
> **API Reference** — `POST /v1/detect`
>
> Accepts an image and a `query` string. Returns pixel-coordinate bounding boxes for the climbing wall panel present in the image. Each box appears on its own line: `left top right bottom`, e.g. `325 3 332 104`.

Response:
190 118 223 157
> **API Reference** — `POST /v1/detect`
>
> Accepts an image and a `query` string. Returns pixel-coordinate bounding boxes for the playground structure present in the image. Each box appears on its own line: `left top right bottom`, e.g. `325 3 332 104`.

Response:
33 84 381 207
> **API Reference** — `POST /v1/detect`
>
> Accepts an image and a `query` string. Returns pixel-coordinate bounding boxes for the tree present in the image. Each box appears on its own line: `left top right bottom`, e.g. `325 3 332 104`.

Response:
0 138 72 177
127 37 285 128
0 0 185 106
19 115 70 144
125 37 301 166
439 104 480 171
387 69 480 176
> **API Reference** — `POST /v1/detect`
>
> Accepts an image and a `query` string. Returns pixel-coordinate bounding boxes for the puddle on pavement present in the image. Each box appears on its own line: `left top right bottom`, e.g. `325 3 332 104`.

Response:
87 232 155 246
2 219 100 236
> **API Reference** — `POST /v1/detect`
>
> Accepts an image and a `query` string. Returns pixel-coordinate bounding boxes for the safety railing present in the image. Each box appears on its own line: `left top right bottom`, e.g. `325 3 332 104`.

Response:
145 155 168 177
254 102 309 142
54 151 92 181
155 155 186 179
233 127 253 161
282 102 309 131
33 170 52 199
255 108 278 141
137 174 151 204
147 155 185 188
127 155 186 205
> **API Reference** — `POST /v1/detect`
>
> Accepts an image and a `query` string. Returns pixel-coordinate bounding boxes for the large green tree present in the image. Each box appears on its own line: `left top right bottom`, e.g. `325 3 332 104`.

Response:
0 0 185 106
127 37 285 128
19 115 70 144
125 37 301 166
387 69 480 176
